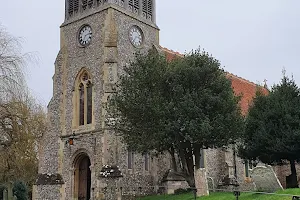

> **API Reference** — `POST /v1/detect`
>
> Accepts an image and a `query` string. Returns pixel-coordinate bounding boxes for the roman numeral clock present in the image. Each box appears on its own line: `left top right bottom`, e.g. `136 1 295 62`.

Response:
129 26 143 47
78 25 92 46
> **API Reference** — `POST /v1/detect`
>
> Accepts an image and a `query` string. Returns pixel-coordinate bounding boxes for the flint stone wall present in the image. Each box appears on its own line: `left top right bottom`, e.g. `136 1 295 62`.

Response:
273 163 300 188
34 185 63 200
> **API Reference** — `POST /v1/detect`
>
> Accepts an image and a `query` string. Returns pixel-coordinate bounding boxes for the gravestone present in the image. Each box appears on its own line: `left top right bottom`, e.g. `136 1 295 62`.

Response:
250 164 283 192
161 170 189 194
194 168 209 196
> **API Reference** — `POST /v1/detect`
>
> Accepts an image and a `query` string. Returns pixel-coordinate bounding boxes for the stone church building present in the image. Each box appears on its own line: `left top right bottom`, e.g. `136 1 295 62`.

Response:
34 0 273 199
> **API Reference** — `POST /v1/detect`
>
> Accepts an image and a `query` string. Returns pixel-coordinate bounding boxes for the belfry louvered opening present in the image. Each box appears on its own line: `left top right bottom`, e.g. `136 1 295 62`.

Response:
129 0 139 9
66 0 155 21
88 0 93 8
68 0 74 16
142 0 153 19
67 0 98 18
82 0 88 10
68 0 80 16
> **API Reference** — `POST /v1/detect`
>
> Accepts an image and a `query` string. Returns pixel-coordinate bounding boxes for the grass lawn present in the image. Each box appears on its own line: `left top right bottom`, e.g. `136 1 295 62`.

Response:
138 189 300 200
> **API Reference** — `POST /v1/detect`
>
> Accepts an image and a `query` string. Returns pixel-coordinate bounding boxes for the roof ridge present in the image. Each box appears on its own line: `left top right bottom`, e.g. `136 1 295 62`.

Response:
160 46 266 89
226 72 264 88
160 46 184 57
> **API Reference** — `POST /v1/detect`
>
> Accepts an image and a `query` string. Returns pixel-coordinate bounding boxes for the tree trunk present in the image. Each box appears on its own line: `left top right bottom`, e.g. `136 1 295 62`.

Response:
177 143 195 188
169 147 178 172
185 173 196 188
194 144 201 170
288 160 298 188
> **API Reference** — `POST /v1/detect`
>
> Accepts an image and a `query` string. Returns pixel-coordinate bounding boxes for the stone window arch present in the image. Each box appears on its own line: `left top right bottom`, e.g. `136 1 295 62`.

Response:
74 69 93 127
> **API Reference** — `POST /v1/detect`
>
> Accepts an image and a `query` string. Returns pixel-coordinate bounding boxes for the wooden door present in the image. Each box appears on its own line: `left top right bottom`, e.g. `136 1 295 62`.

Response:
78 157 91 200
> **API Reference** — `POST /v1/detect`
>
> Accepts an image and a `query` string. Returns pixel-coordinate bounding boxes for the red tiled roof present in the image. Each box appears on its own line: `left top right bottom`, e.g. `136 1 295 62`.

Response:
160 47 183 61
226 73 268 115
161 47 268 115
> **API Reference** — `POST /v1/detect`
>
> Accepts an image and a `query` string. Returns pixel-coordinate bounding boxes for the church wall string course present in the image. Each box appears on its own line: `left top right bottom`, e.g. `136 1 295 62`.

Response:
34 1 285 199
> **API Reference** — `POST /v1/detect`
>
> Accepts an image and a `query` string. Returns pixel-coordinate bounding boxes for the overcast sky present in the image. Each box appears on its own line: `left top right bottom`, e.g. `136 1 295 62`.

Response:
1 1 300 106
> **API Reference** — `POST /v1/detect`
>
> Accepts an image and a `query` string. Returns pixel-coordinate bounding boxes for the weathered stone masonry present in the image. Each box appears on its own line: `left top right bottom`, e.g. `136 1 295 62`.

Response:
35 1 278 199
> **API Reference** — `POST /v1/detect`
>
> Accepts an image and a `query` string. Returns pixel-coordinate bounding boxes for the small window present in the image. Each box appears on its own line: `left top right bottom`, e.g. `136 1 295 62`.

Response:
128 151 134 169
144 153 150 171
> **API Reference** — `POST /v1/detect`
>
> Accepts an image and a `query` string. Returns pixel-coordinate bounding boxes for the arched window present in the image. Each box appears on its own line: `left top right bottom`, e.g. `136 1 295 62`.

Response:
76 71 93 126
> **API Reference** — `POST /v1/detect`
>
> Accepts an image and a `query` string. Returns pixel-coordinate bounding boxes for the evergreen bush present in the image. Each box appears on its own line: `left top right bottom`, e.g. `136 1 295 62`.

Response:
13 181 28 200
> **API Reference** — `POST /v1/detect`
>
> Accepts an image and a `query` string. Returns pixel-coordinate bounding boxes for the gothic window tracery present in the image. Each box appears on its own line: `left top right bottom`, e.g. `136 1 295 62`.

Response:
76 71 93 127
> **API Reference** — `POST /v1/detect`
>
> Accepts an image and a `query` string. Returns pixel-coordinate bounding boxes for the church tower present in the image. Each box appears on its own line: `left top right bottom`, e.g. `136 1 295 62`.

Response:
34 1 166 200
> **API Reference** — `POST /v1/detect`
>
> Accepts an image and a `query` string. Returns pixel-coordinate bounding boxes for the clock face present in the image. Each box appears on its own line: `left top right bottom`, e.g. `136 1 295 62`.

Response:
129 26 143 47
79 25 92 46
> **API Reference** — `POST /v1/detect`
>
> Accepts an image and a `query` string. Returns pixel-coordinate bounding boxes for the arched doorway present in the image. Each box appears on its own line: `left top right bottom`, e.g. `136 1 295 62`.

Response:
74 154 91 200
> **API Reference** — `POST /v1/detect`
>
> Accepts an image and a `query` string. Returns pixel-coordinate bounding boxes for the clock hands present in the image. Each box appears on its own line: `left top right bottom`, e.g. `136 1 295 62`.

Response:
79 25 92 46
129 26 143 47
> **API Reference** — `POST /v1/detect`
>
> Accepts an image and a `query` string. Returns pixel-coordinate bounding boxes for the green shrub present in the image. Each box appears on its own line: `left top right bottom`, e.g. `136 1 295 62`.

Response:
13 181 28 200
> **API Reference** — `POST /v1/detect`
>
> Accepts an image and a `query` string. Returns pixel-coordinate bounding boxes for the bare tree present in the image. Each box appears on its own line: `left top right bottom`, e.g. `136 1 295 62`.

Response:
0 25 29 101
0 24 35 146
0 25 45 188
